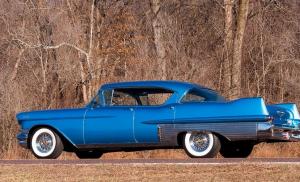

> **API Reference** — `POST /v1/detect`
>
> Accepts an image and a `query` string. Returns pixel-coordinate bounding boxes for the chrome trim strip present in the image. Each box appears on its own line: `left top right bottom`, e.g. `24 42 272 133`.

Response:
158 126 162 142
82 109 88 144
143 115 269 124
77 143 173 149
132 108 138 143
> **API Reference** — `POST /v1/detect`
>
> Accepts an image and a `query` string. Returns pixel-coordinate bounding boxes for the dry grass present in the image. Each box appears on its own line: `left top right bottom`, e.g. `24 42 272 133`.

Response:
2 142 300 160
251 142 300 158
0 163 300 181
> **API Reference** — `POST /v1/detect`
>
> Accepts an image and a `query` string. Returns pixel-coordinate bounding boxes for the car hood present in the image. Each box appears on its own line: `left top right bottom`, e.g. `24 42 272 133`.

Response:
16 108 87 124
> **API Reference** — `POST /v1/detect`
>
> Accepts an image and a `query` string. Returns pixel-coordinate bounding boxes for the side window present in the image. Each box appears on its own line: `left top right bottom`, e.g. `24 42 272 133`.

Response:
112 91 137 106
146 93 173 105
104 89 138 106
137 89 173 106
103 88 173 106
181 90 206 102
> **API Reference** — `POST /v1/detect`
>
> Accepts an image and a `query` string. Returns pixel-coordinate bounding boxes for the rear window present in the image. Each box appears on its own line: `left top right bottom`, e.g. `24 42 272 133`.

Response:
181 89 206 102
181 88 224 102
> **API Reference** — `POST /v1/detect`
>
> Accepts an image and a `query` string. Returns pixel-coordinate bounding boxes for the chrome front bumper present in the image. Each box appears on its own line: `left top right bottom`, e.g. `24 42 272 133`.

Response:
257 122 300 141
17 130 29 148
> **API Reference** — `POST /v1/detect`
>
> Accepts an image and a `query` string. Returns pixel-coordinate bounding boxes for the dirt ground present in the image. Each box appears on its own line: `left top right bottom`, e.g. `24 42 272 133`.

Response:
0 163 300 181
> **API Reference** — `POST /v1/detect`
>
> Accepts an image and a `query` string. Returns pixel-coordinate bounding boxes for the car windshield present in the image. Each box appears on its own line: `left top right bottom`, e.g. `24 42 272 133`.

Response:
103 87 174 106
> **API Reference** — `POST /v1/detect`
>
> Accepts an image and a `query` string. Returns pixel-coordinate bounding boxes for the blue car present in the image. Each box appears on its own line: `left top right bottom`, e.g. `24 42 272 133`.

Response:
16 81 300 159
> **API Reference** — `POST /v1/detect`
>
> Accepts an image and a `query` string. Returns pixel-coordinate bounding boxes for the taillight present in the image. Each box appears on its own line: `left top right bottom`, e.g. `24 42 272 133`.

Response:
267 116 273 122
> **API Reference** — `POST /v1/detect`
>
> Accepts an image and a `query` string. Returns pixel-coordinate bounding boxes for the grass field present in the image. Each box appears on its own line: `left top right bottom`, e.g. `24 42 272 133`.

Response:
1 163 300 181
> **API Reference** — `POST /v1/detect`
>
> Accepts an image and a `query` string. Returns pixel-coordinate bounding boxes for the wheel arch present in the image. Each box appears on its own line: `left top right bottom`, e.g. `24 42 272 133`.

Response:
28 125 77 152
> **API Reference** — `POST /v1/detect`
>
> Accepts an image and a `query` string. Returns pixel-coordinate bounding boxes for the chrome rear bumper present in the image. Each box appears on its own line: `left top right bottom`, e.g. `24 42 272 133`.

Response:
257 122 300 141
272 127 300 141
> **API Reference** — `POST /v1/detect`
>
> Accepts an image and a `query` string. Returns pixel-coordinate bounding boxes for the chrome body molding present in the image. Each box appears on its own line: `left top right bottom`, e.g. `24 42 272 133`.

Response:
159 121 300 144
158 122 260 145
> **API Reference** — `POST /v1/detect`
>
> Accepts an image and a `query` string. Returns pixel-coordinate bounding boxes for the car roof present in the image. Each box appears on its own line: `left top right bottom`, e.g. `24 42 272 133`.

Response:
96 80 222 105
100 80 208 93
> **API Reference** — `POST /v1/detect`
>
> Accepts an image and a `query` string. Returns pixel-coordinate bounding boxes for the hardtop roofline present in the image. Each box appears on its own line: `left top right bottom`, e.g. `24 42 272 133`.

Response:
95 80 220 105
100 80 211 93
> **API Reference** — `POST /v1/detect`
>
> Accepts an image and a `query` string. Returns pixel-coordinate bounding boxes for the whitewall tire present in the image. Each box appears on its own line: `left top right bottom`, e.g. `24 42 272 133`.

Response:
30 128 63 159
183 131 220 158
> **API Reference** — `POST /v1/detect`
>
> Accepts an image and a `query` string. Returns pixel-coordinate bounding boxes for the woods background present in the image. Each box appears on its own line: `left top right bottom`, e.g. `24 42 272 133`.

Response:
0 0 299 159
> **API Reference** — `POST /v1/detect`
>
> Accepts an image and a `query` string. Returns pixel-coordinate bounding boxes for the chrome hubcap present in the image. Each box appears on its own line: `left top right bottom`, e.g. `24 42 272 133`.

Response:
36 132 53 153
189 132 210 152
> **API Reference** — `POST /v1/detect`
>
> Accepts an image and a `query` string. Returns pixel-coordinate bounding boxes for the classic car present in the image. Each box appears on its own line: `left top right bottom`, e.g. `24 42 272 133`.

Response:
16 81 300 159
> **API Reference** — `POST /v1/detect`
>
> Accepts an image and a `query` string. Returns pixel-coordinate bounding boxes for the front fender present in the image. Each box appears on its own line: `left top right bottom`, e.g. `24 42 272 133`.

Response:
20 119 83 147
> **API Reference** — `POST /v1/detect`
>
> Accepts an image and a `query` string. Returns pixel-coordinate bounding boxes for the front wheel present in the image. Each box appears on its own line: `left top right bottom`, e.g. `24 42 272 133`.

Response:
30 128 64 159
183 131 220 158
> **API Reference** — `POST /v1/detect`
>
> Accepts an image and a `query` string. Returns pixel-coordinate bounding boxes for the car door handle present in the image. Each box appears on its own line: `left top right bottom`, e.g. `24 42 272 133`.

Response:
130 108 134 111
170 106 175 110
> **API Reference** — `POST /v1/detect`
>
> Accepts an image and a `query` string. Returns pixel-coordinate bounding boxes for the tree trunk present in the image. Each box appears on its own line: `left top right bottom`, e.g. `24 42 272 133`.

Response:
150 0 167 80
230 0 249 99
223 0 249 99
223 0 234 97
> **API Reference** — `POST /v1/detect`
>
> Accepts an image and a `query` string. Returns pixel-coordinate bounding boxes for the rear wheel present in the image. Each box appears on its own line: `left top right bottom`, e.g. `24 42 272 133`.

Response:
220 141 254 158
75 151 103 159
183 131 220 158
30 128 64 159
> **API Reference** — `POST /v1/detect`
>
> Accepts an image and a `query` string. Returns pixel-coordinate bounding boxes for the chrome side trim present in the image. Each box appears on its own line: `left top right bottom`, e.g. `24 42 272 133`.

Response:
159 122 260 145
158 126 162 142
76 143 173 149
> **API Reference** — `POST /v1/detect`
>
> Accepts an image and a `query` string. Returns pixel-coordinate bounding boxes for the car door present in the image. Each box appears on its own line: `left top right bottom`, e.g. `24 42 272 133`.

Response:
83 90 135 144
133 90 175 143
133 105 175 143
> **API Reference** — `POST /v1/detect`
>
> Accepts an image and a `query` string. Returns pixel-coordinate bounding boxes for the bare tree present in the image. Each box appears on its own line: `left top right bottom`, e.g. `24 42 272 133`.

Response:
150 0 167 80
223 0 250 99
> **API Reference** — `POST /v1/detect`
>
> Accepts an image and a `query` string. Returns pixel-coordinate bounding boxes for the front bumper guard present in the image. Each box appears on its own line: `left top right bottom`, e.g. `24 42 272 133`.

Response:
17 130 29 149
